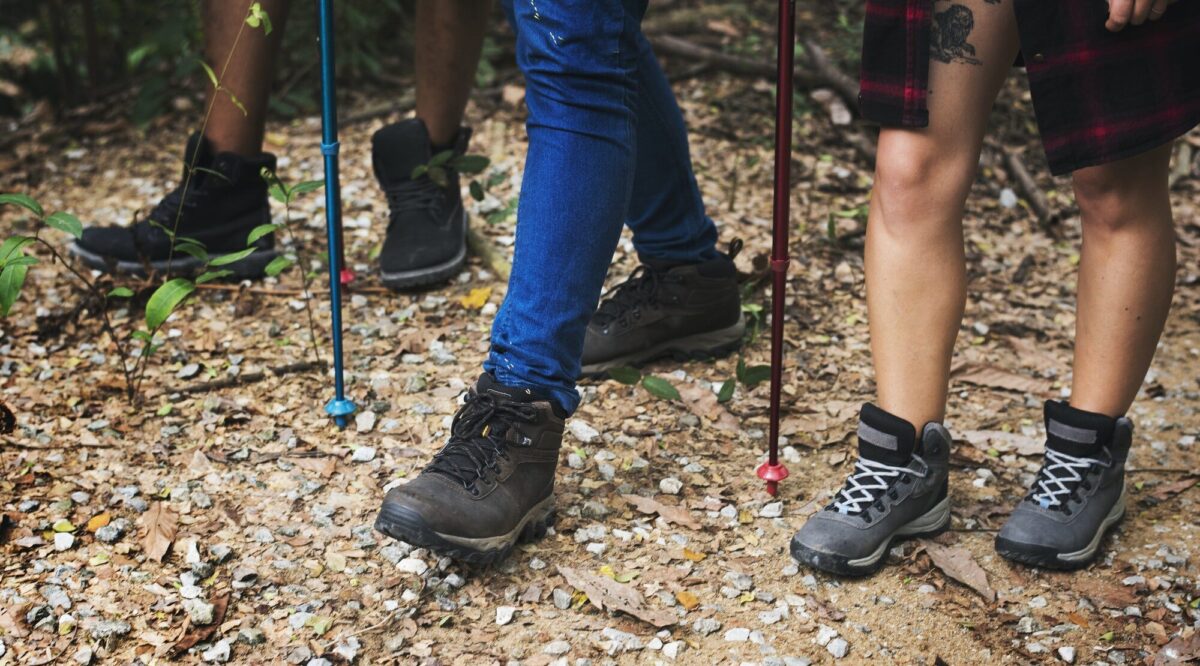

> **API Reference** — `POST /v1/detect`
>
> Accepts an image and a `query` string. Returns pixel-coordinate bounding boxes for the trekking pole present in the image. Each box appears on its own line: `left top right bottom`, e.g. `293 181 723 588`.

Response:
317 0 356 428
757 0 795 496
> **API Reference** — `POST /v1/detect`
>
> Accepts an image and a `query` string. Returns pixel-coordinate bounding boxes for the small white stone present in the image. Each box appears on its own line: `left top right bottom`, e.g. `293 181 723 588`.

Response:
759 501 783 518
351 446 376 462
1000 188 1019 209
496 606 516 626
816 625 838 647
355 410 377 433
54 533 75 551
543 640 570 655
827 637 849 659
567 420 600 443
724 628 751 642
662 641 683 660
201 639 231 663
659 477 684 495
1028 596 1048 609
1058 646 1076 663
397 558 428 575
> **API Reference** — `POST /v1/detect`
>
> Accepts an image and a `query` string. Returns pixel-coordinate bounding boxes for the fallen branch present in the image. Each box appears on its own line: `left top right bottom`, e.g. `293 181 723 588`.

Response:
800 39 860 114
466 227 512 280
1001 148 1056 227
176 360 326 395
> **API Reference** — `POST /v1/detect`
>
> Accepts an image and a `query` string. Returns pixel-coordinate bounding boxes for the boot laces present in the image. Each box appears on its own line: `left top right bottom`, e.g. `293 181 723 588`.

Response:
426 391 539 494
829 457 926 517
383 177 446 223
1030 448 1109 510
593 266 669 327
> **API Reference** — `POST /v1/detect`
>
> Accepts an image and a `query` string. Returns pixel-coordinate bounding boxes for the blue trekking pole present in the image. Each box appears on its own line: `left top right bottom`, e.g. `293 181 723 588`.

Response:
317 0 356 429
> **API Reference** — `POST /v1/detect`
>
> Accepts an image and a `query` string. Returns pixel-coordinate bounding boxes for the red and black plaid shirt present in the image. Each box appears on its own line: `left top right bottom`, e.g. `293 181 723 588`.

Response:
859 0 1200 174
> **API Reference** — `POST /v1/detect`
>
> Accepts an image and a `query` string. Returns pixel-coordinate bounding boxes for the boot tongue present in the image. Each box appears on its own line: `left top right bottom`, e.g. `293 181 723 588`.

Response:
372 119 433 186
1044 400 1115 457
857 403 916 467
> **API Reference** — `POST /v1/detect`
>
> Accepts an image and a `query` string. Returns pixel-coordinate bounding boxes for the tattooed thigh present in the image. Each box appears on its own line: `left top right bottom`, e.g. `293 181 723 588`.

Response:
930 1 1001 66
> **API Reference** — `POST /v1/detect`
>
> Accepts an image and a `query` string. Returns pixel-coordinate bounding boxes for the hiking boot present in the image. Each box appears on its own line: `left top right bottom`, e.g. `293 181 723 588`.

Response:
579 242 745 377
995 401 1131 570
69 133 277 278
372 119 469 290
374 373 564 564
791 404 951 576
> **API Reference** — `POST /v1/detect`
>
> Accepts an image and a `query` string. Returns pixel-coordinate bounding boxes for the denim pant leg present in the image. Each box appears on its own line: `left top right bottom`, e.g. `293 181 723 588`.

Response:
625 32 720 264
485 0 647 414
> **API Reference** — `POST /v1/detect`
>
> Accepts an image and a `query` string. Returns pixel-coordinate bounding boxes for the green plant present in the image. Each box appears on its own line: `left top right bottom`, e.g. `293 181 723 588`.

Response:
411 150 491 202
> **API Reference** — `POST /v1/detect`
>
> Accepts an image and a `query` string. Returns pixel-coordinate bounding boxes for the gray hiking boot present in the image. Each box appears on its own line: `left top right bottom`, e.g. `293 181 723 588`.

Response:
374 373 564 564
995 401 1131 570
791 404 951 576
579 242 745 378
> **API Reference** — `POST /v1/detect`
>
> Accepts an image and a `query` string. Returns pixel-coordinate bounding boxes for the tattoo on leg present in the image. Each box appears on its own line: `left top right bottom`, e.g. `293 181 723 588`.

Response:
931 4 982 66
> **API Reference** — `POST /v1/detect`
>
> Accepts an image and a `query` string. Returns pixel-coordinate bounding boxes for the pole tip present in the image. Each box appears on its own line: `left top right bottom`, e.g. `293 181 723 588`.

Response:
756 461 789 495
339 268 356 286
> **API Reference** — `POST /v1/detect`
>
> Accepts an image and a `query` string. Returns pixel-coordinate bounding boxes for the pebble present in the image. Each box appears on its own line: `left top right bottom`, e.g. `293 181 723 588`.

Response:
816 625 839 647
238 627 265 645
659 477 684 495
41 585 72 609
724 572 753 591
177 363 201 379
355 411 377 433
567 452 585 469
397 558 428 575
184 599 215 625
1029 596 1048 609
917 584 937 594
600 628 642 653
759 502 783 518
201 639 231 662
544 640 571 655
827 638 849 659
1016 616 1036 634
333 637 361 662
999 188 1019 208
73 647 93 664
87 619 131 640
567 421 600 444
496 606 516 625
54 532 75 551
724 628 751 642
662 641 684 660
1058 646 1076 663
693 618 721 636
351 446 376 462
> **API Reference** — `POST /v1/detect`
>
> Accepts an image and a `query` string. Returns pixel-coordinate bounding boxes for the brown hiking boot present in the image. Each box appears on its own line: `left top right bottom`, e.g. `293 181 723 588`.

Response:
579 242 744 378
374 373 564 564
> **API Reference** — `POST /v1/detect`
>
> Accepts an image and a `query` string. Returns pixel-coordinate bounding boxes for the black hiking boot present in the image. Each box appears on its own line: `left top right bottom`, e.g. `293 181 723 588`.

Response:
372 119 470 290
995 401 1131 570
791 404 952 576
69 133 277 278
579 242 745 377
374 373 564 564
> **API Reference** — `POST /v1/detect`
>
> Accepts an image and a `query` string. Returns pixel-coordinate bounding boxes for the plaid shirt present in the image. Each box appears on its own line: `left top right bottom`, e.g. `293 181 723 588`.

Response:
860 0 1200 174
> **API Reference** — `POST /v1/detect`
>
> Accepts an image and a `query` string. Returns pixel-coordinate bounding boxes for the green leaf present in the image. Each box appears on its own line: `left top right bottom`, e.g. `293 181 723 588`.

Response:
717 379 736 403
131 330 153 342
223 89 248 116
208 247 257 267
736 358 771 388
246 223 280 246
3 255 37 267
0 263 29 316
451 154 490 174
469 180 485 202
410 164 428 180
641 376 681 401
0 193 44 217
429 150 454 167
199 60 219 89
174 242 209 263
267 182 288 204
145 278 195 330
0 236 35 265
45 211 83 239
246 2 273 34
264 255 294 277
195 269 233 284
607 366 641 385
289 180 324 197
191 166 230 183
156 404 173 416
427 166 449 188
108 287 134 298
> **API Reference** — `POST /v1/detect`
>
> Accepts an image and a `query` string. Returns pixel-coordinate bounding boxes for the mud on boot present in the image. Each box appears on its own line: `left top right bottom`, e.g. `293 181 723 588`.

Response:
791 403 951 576
374 373 564 565
579 241 745 378
995 401 1131 570
70 133 278 279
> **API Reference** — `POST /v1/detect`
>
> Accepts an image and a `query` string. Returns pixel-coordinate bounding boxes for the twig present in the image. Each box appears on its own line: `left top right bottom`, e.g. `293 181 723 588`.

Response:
2 434 116 450
342 91 416 126
1001 148 1056 227
799 39 860 114
176 360 326 395
466 227 512 280
191 283 394 296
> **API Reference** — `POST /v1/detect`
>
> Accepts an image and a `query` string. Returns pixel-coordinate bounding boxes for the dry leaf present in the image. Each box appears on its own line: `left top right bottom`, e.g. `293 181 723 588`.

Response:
458 287 492 310
961 430 1042 456
291 456 337 479
86 513 111 532
139 502 179 562
950 363 1051 394
1147 476 1199 503
1154 632 1200 666
921 541 996 602
675 591 700 610
622 494 701 530
676 384 740 432
558 565 675 628
169 592 229 657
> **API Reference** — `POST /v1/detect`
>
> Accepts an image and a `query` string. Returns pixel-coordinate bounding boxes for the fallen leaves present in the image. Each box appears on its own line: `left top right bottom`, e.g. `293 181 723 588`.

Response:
1154 632 1200 666
621 494 701 530
168 592 230 658
138 502 178 563
950 362 1051 395
558 565 675 628
86 512 111 532
961 430 1042 456
676 383 739 432
921 541 996 602
1144 476 1199 505
458 287 492 310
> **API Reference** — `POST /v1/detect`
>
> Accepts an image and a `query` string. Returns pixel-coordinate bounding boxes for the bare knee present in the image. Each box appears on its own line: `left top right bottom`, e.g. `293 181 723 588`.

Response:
872 134 976 238
1073 153 1171 237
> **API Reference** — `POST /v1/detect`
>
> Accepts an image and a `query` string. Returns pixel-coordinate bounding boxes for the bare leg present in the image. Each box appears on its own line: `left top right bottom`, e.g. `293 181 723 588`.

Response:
415 0 491 146
867 0 1020 428
201 0 290 156
1068 143 1176 417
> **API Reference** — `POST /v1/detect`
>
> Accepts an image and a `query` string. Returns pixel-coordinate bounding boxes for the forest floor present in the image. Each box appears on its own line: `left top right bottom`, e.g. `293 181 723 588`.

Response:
2 6 1200 665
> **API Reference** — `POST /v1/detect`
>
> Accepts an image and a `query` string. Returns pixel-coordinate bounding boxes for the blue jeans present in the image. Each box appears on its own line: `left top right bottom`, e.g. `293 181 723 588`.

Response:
484 0 720 415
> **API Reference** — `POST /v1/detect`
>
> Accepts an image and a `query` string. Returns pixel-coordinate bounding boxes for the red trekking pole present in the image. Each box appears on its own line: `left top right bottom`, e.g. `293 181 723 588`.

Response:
756 0 795 497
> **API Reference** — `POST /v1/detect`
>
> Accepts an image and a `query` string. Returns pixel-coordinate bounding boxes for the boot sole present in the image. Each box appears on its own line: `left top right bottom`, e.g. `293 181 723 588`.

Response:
379 208 468 290
995 490 1126 571
373 495 555 566
68 242 278 280
580 315 746 378
790 496 951 577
